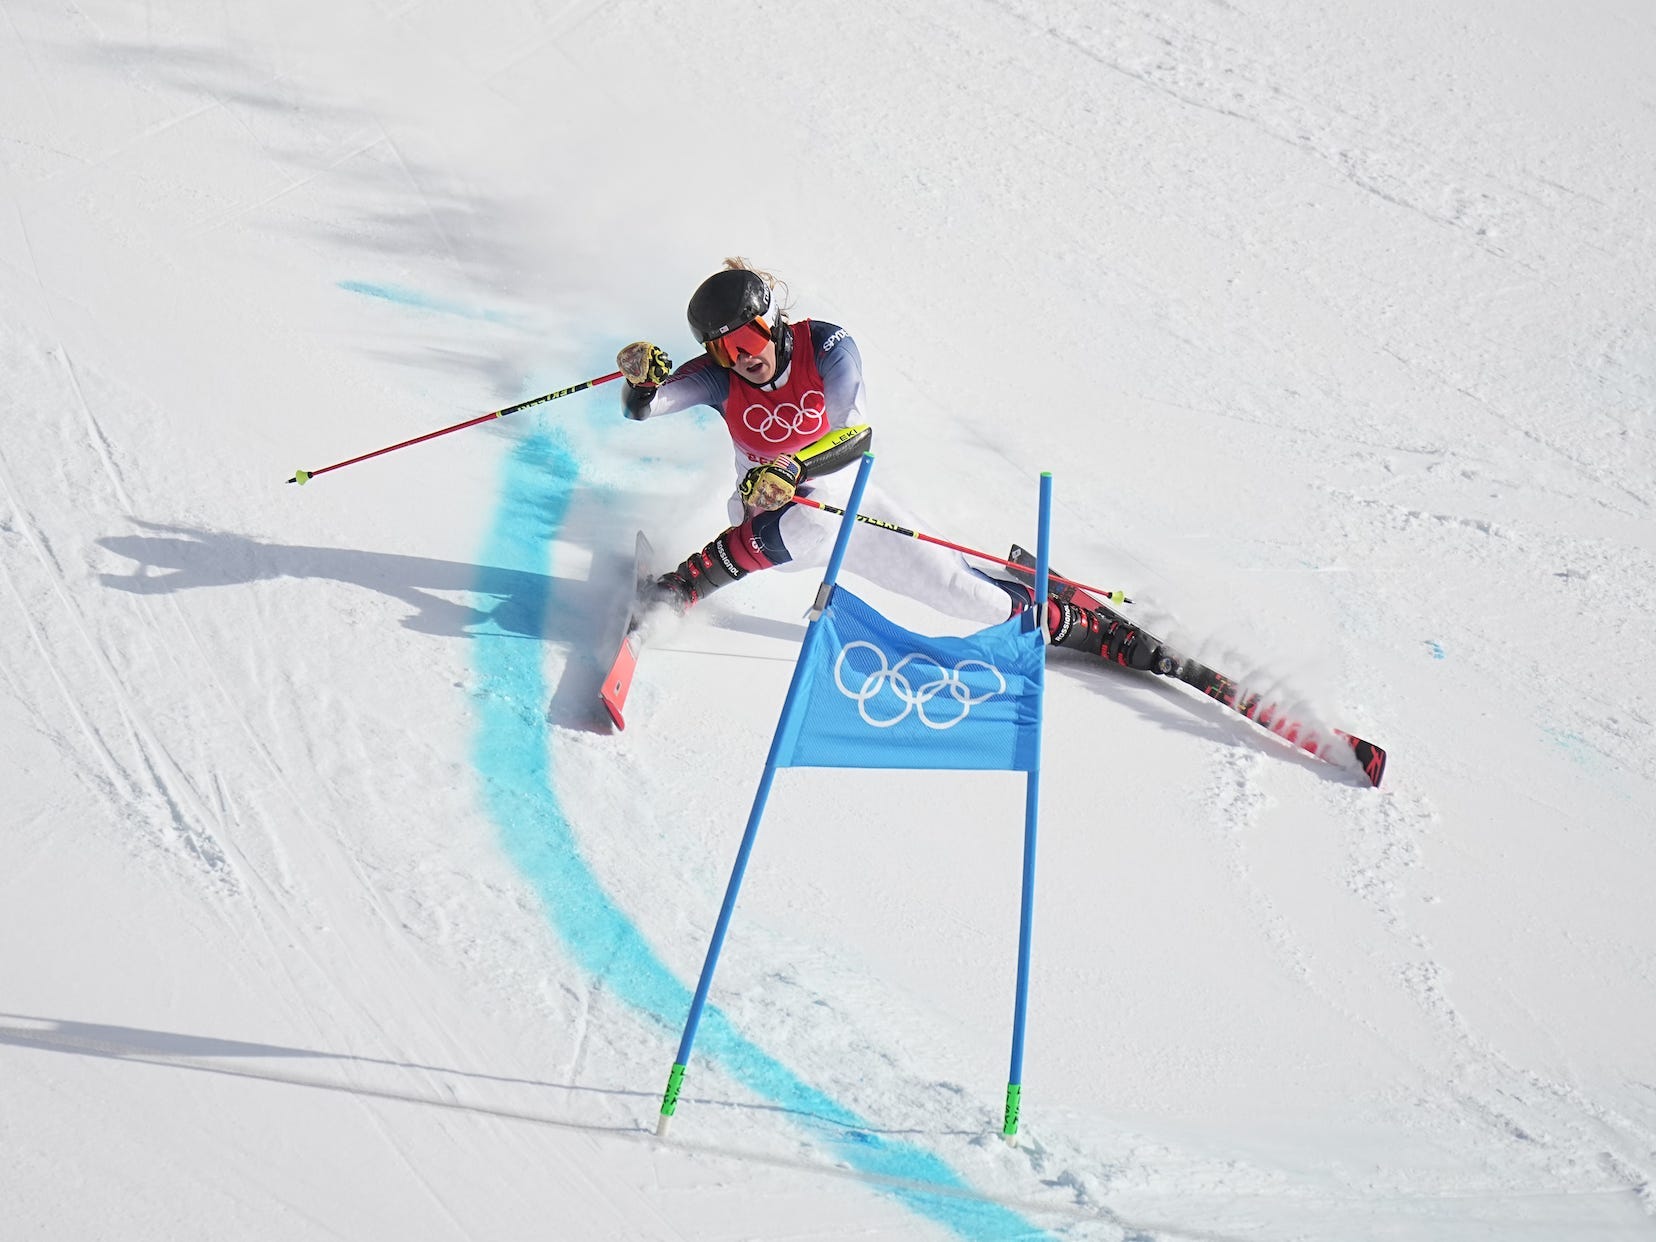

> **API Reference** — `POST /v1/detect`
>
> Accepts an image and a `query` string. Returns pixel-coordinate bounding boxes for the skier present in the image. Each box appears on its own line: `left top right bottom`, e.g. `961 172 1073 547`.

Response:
616 259 1159 670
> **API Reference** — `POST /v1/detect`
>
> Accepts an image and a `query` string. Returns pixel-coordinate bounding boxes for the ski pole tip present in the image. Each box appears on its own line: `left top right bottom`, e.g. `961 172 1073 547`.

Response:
290 469 310 486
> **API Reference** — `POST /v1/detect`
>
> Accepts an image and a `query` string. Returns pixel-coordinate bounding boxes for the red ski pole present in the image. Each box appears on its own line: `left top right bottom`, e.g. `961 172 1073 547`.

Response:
288 371 623 485
787 494 1130 604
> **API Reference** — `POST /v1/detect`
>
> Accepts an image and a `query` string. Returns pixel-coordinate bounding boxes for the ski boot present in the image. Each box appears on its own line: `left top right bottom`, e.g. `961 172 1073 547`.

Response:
990 555 1174 675
650 527 762 614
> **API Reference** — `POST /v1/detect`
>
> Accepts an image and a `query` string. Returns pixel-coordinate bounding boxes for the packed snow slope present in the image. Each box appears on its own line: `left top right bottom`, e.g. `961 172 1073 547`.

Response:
3 1 1654 1238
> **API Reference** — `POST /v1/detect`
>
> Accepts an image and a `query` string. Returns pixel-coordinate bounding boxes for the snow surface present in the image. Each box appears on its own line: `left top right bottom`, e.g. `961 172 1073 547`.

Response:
4 1 1655 1238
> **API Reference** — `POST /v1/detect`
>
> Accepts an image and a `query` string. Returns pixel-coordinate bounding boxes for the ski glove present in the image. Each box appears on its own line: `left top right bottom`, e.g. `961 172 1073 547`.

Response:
739 454 804 512
617 341 671 388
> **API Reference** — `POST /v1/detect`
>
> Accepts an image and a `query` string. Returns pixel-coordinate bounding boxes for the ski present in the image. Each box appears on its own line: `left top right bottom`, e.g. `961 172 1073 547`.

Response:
599 532 656 730
1007 546 1386 787
1169 658 1388 788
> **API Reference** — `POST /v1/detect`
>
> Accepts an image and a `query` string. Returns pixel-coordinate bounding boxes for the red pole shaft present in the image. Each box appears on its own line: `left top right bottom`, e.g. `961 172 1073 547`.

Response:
289 370 623 484
787 494 1128 604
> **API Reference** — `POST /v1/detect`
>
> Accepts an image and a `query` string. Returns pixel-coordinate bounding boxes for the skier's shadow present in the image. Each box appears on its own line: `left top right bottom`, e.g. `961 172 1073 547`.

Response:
0 1012 639 1135
0 1013 981 1142
97 520 628 731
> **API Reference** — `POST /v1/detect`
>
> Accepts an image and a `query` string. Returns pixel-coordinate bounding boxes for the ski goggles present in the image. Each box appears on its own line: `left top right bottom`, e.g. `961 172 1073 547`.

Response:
704 317 773 367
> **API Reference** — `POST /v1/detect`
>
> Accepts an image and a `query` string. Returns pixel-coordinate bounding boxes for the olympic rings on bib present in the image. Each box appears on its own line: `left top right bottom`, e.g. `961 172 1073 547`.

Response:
741 395 827 444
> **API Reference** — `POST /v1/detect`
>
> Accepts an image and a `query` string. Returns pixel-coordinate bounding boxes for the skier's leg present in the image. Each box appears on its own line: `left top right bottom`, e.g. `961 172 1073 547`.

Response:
803 477 1161 668
653 490 793 610
766 478 1013 625
658 480 1163 667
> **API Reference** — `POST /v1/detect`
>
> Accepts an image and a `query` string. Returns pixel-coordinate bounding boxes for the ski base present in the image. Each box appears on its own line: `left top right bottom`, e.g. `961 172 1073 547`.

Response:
598 533 656 731
599 631 643 730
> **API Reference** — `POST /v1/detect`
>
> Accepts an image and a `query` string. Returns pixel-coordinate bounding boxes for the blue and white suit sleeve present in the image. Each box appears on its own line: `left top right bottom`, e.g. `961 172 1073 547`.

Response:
812 321 868 433
623 355 728 420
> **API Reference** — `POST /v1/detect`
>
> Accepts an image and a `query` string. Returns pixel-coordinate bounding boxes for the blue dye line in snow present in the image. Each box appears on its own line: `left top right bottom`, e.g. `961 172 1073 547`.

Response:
469 425 1053 1241
1540 725 1599 767
339 279 515 324
1427 641 1446 660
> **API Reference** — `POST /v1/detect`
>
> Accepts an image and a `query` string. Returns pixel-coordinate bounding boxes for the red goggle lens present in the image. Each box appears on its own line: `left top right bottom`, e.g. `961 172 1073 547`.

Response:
705 318 772 367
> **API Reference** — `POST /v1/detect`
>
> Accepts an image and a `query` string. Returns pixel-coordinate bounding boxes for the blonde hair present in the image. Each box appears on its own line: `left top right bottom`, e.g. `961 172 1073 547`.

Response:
722 256 793 322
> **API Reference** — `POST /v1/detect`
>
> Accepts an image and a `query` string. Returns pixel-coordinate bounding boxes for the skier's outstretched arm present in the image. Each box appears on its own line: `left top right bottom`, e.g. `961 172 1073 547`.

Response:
616 341 726 421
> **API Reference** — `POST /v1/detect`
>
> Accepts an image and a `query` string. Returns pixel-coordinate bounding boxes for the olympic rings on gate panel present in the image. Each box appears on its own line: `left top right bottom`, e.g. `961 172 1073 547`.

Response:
832 641 1007 730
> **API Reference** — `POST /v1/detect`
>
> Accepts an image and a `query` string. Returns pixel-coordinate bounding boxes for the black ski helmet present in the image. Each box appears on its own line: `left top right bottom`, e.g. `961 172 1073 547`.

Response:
687 268 773 344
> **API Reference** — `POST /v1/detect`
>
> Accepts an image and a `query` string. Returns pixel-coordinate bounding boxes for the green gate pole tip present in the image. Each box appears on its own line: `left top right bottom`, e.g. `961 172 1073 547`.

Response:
656 1063 686 1137
1001 1083 1022 1143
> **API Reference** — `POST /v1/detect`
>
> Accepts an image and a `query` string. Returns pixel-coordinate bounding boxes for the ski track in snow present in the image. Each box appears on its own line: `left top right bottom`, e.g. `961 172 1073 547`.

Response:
0 350 238 892
464 409 1383 1240
461 421 1410 1239
470 426 1080 1240
1200 738 1656 1213
0 323 503 1185
467 397 1656 1239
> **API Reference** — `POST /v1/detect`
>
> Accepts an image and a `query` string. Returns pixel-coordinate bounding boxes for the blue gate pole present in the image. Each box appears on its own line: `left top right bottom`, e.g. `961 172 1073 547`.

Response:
656 453 877 1137
1003 471 1052 1141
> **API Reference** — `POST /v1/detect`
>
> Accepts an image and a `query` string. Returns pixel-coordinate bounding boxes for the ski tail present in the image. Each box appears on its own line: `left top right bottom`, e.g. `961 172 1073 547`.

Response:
1338 731 1388 787
599 532 656 730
